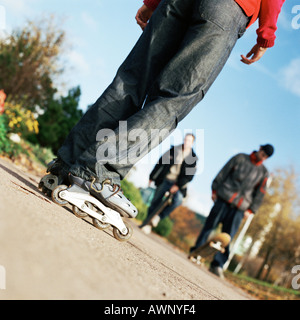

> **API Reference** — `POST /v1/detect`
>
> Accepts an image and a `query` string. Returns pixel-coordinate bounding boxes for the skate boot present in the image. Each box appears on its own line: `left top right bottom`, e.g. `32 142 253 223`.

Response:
52 174 138 242
39 159 69 197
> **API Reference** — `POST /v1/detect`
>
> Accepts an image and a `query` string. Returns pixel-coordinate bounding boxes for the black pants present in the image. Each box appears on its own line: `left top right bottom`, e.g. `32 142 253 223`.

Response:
193 198 244 268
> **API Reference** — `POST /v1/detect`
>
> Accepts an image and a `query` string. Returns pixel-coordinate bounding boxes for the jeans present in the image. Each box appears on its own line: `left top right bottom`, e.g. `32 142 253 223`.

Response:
57 0 249 184
192 198 245 268
147 180 183 220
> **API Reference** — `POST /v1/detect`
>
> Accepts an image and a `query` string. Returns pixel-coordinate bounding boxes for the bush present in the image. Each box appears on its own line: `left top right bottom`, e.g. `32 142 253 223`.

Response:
120 179 148 221
25 141 55 167
0 115 11 154
0 99 44 158
153 217 174 237
3 101 39 136
0 114 25 157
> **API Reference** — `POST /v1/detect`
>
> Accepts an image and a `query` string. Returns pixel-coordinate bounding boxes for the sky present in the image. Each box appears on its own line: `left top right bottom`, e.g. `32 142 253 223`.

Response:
0 0 299 216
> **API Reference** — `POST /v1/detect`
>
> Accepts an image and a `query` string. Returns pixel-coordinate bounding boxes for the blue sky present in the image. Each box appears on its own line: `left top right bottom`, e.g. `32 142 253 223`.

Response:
1 0 299 216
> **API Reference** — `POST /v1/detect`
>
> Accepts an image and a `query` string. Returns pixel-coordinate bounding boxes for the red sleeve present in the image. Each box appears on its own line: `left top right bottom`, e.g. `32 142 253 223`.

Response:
256 0 285 48
143 0 284 48
143 0 161 11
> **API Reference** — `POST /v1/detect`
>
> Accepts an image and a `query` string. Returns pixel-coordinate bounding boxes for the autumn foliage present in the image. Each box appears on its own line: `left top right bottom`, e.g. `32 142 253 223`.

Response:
167 206 204 253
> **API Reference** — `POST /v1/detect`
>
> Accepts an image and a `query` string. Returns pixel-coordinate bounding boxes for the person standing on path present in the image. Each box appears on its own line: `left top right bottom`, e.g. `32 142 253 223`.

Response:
190 144 275 278
140 133 198 233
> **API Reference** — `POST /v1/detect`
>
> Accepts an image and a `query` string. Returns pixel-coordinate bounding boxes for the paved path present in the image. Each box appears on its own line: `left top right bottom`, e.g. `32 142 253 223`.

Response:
0 158 253 300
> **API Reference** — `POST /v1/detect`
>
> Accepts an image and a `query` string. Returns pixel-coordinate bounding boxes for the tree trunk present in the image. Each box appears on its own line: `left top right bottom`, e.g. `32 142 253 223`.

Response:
256 246 272 280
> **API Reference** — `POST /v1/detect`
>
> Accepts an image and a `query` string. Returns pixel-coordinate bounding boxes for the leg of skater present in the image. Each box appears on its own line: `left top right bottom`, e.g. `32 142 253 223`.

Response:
69 0 249 185
53 0 248 237
59 0 198 167
40 0 195 193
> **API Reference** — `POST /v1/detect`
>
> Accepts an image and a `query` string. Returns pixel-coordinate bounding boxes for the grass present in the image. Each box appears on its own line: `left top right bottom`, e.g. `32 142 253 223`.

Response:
225 272 300 300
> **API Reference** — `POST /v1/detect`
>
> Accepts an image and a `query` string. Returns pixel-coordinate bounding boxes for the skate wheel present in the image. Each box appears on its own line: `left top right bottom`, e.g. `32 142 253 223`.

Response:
41 186 52 198
113 221 133 242
93 218 110 230
38 181 44 190
52 185 69 206
72 205 89 219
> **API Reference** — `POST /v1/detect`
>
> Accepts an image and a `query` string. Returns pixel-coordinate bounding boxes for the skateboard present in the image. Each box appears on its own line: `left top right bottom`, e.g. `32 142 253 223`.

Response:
189 233 231 265
140 191 173 228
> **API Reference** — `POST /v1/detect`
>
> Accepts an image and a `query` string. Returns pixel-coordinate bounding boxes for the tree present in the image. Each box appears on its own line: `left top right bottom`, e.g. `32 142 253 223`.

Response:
248 167 300 282
0 17 65 109
28 86 83 154
167 206 203 252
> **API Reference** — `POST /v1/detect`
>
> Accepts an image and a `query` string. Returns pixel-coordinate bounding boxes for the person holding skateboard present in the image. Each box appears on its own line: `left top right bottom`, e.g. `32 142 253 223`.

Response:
190 144 274 278
140 134 198 233
39 0 284 239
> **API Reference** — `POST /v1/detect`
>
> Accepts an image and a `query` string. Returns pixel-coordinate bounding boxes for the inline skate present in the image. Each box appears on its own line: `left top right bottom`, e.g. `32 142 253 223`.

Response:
39 159 70 197
52 174 138 242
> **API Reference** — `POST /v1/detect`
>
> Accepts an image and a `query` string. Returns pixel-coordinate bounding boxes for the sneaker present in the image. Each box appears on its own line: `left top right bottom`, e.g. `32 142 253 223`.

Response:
189 255 203 265
209 265 225 279
189 246 196 254
141 225 152 235
151 215 161 227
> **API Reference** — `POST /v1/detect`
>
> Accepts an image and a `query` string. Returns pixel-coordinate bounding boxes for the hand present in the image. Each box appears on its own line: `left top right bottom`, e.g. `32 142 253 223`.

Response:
241 45 267 65
212 193 217 203
170 185 179 194
244 210 253 220
135 5 154 30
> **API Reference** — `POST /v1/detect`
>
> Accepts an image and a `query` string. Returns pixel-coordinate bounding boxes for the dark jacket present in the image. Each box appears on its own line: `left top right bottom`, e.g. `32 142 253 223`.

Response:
150 145 198 197
212 153 269 213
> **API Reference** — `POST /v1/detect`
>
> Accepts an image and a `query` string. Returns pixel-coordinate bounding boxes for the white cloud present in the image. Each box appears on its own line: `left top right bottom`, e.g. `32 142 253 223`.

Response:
67 50 91 75
81 12 98 30
278 7 294 31
0 5 6 30
279 58 300 97
0 0 37 18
